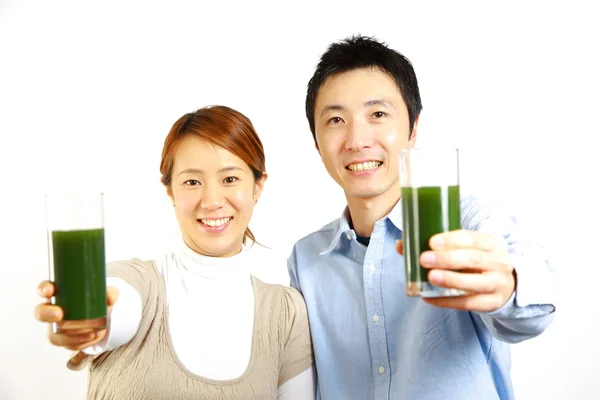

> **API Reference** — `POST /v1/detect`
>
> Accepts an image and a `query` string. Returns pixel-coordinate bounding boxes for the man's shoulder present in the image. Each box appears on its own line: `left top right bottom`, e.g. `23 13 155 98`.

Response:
292 217 342 252
296 217 341 243
459 195 515 230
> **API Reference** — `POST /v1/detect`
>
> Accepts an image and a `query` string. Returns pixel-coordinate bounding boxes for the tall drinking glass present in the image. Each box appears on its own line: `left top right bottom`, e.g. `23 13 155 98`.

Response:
400 148 465 297
46 193 107 333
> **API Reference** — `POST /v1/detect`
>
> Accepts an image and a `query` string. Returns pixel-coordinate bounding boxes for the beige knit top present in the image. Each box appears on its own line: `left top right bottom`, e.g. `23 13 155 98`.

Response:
68 259 314 400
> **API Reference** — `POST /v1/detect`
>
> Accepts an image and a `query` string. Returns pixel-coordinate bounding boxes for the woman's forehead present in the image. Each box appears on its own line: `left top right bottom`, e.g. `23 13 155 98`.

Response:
172 136 249 173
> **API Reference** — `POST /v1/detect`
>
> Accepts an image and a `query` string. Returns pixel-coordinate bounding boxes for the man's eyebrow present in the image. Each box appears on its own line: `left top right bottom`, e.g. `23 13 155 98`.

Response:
320 104 345 117
364 99 396 110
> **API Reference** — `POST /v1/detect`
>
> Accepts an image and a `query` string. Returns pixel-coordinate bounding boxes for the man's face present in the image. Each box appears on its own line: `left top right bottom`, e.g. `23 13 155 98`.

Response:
313 67 417 202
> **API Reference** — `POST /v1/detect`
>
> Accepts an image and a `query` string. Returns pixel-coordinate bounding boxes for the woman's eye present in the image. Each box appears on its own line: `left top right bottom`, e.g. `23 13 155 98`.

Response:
185 179 200 186
224 177 238 184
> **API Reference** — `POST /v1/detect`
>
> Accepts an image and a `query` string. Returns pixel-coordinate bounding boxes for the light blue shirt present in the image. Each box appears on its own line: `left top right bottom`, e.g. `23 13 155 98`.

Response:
288 196 556 400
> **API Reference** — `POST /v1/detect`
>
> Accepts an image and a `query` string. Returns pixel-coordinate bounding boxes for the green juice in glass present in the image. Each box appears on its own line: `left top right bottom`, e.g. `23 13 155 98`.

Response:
51 228 107 324
401 185 461 296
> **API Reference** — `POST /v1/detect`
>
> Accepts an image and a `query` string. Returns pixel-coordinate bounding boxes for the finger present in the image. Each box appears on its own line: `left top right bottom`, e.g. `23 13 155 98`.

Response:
395 240 404 256
56 327 100 335
54 320 103 334
58 319 107 331
106 286 120 306
427 269 506 294
420 249 493 271
429 230 505 252
48 329 98 348
67 351 88 368
422 292 509 313
66 342 96 351
65 329 107 351
37 281 55 298
34 303 63 322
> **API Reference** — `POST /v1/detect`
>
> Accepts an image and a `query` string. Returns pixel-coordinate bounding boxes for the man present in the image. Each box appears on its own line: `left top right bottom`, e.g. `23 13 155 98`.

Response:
287 35 555 400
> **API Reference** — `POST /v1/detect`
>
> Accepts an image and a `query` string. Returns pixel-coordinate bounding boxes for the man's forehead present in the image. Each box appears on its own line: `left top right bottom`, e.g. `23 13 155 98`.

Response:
316 68 401 100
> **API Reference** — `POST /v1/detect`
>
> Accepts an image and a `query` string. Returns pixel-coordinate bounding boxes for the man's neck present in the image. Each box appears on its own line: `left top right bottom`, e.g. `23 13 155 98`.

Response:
346 183 401 237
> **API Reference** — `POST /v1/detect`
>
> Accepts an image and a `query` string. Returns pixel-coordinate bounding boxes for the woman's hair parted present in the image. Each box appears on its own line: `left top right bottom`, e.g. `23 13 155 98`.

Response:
160 105 266 244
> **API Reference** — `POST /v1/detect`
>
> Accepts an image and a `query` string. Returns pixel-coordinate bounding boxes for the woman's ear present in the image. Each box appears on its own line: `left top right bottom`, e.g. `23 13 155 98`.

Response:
253 172 268 204
166 185 175 206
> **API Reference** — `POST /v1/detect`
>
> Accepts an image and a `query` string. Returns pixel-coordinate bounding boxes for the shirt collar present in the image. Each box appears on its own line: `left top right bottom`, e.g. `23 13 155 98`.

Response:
319 207 353 255
388 198 403 232
177 240 251 281
319 199 404 255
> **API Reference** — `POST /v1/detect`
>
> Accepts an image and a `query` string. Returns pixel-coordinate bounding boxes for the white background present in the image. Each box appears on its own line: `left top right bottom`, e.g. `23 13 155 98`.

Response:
1 1 598 399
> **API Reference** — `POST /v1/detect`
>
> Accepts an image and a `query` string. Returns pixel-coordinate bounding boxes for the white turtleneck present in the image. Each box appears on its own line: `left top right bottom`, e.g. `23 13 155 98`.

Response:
163 245 255 378
83 244 315 399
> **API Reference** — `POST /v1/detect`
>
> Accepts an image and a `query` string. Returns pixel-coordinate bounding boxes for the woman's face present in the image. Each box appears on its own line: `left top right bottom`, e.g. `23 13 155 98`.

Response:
167 135 266 257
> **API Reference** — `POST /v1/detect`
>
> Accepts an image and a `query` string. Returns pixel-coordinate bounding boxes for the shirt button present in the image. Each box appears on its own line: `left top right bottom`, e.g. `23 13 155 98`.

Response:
346 233 352 240
353 254 358 260
372 314 379 322
369 264 376 272
378 366 385 374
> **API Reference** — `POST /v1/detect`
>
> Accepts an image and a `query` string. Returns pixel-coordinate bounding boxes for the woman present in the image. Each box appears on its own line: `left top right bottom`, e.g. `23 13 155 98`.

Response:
34 106 315 399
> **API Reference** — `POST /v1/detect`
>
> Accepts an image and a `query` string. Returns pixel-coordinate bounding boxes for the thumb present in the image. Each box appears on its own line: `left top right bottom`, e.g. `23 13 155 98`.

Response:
106 286 120 307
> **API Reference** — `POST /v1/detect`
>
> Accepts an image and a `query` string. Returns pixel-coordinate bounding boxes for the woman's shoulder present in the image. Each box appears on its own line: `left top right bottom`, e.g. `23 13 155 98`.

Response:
106 258 161 296
250 276 307 317
250 275 299 295
108 258 156 267
107 258 158 277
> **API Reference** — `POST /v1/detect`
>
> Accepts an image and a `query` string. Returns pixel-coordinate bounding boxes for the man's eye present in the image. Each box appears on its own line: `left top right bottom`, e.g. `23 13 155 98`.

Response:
372 111 387 119
328 117 343 124
185 180 200 186
224 177 238 184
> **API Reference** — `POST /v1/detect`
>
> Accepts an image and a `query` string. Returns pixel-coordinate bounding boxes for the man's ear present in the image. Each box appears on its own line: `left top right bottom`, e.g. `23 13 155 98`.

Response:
408 115 419 146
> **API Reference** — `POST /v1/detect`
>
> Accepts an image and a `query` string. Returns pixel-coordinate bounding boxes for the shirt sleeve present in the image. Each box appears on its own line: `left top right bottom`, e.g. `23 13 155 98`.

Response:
461 197 557 343
277 366 316 400
278 287 314 387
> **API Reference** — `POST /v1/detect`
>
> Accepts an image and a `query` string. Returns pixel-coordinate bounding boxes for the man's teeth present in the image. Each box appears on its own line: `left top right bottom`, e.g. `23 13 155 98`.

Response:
200 218 232 227
347 161 382 172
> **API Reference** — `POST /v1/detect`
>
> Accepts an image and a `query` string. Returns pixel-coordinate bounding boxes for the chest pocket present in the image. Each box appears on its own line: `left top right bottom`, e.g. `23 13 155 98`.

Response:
401 301 470 384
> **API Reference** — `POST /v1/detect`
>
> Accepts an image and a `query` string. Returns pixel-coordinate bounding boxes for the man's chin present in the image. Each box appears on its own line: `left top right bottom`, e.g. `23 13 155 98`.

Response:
345 188 387 200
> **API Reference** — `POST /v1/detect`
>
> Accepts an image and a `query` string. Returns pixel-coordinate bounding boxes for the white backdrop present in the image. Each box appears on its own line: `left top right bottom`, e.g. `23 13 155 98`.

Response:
1 1 598 399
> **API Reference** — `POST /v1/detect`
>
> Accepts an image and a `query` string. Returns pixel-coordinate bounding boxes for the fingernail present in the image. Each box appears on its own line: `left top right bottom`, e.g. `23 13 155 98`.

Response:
430 236 444 248
395 239 401 245
421 252 436 265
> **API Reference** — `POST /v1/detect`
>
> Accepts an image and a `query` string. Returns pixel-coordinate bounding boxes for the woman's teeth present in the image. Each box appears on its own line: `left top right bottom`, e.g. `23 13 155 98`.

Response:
200 218 232 227
347 161 382 172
